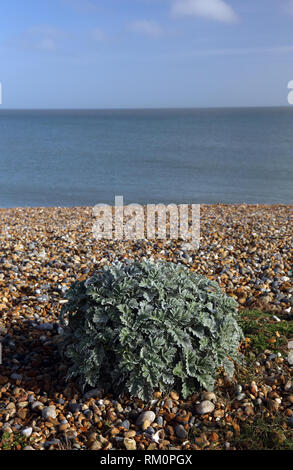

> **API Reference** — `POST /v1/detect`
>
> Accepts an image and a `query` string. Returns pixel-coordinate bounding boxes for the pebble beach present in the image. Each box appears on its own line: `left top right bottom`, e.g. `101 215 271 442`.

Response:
0 204 293 450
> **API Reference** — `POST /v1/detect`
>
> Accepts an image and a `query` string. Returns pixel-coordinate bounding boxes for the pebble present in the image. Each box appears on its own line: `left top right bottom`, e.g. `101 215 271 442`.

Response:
175 424 188 439
10 373 22 381
201 391 217 402
36 323 54 331
236 393 246 401
136 411 156 427
124 438 137 450
90 441 103 450
42 406 57 420
195 401 215 415
121 420 130 429
288 351 293 365
31 401 44 412
21 427 33 438
156 416 164 426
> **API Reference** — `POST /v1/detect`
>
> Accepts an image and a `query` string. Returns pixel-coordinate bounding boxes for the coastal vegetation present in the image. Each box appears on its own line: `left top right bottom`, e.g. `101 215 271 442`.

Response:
59 260 243 401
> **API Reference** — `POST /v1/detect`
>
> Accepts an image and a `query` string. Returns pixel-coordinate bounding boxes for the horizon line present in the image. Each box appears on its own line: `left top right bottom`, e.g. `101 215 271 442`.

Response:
0 104 292 111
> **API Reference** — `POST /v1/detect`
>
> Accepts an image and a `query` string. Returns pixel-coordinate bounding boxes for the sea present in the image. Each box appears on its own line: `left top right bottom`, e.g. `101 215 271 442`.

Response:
0 107 292 208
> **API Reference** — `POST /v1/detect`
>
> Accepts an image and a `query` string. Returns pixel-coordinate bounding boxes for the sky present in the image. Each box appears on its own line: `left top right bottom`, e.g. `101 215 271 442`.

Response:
1 0 293 108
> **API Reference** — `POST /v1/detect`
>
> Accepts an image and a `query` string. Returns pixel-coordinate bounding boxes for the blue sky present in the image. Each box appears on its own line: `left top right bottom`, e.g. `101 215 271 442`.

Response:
1 0 293 108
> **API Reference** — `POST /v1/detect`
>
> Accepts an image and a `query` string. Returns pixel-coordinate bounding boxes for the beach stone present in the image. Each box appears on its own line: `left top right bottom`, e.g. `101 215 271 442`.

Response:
288 341 293 350
170 391 179 400
195 400 215 415
90 441 103 450
156 416 164 426
121 420 130 429
288 351 293 365
236 393 246 401
141 420 151 431
42 406 57 420
10 373 22 381
36 323 53 331
201 391 217 402
22 427 33 438
83 388 102 400
136 410 156 427
69 402 81 413
124 438 137 450
31 401 44 412
23 446 35 451
124 430 136 438
175 424 188 439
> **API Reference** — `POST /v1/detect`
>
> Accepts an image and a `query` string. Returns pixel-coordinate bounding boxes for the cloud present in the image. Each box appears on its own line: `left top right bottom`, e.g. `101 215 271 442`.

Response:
171 0 238 23
8 26 66 53
180 44 293 57
38 38 57 51
128 20 163 38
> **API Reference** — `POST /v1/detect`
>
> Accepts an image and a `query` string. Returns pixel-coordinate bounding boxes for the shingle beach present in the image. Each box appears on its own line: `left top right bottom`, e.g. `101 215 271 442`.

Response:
0 204 293 450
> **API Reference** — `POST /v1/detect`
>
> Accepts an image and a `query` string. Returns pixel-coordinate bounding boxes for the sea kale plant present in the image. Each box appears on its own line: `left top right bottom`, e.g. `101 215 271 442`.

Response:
59 260 243 401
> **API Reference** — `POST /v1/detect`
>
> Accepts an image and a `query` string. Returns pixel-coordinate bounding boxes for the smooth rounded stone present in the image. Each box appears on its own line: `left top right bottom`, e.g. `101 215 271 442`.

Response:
36 322 53 331
124 438 137 450
116 403 124 413
136 411 156 427
69 402 81 413
10 373 22 381
288 351 293 365
22 427 33 438
83 388 102 400
31 401 44 412
124 431 136 439
288 340 293 350
175 424 188 439
141 420 152 431
65 431 78 440
195 400 215 415
170 391 179 400
145 426 155 435
90 441 103 450
236 393 246 401
285 381 292 392
189 417 196 426
201 391 217 402
23 446 35 451
121 420 130 429
235 384 243 394
44 439 61 448
42 405 57 420
37 295 50 303
156 416 164 426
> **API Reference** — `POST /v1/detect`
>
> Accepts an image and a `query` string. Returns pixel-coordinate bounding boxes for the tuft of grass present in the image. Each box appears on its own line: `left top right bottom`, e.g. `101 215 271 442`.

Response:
239 310 293 354
234 414 293 450
1 432 28 450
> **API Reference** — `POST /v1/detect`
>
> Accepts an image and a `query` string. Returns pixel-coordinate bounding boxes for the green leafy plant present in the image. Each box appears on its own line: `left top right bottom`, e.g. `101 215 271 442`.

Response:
59 260 243 400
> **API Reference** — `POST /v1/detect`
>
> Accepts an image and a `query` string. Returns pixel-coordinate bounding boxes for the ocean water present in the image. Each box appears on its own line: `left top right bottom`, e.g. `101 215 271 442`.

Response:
0 107 292 208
